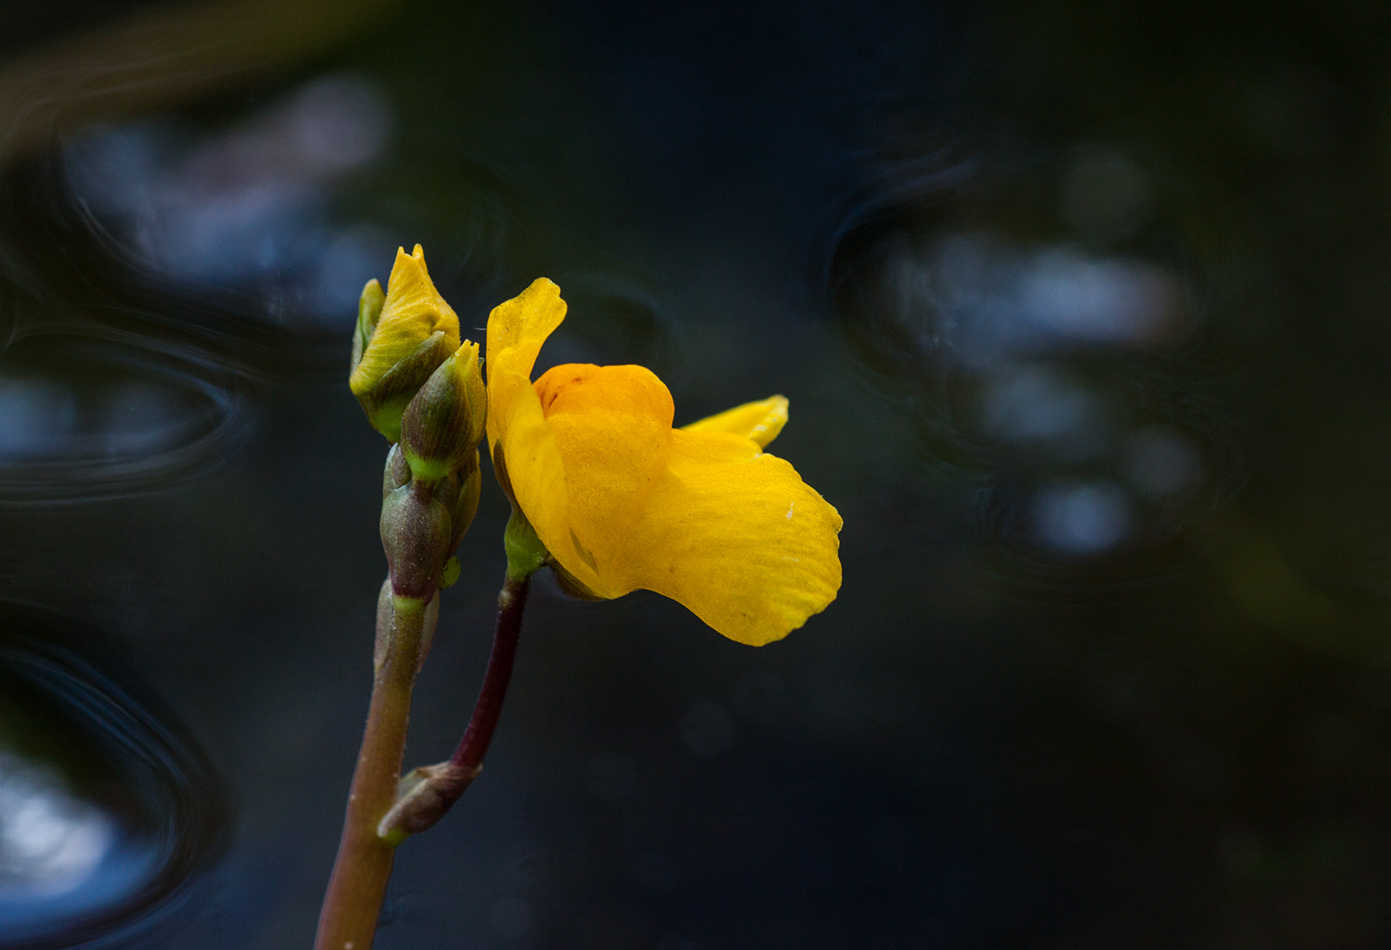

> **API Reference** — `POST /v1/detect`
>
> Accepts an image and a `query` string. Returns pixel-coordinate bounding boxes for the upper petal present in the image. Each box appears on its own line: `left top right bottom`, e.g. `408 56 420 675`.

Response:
681 395 788 448
486 278 567 399
610 429 843 645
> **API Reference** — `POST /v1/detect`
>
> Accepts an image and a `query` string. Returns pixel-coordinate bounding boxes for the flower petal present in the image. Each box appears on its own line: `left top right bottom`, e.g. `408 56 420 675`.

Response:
536 364 675 588
614 430 841 646
681 395 788 448
350 245 460 398
486 278 567 393
485 279 582 577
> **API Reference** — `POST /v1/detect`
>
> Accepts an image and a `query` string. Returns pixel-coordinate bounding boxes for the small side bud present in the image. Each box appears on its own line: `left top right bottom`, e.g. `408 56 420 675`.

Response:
377 761 481 844
439 556 461 590
400 341 487 485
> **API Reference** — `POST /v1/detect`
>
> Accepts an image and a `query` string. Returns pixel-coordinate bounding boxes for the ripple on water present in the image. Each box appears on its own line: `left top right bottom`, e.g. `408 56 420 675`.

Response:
824 142 1243 572
0 335 246 505
0 604 226 948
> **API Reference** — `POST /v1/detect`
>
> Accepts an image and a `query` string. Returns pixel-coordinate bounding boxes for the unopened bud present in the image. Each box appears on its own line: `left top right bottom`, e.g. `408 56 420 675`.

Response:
380 482 454 599
377 761 481 844
356 330 454 443
349 245 462 443
400 341 487 485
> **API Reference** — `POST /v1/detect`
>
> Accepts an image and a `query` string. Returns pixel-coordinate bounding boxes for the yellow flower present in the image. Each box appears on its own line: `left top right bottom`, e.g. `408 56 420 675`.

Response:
350 245 462 441
486 278 842 646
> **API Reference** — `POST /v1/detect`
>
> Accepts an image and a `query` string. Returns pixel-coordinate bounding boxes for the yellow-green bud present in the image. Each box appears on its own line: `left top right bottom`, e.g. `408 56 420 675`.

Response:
358 331 454 443
349 245 462 443
400 341 487 485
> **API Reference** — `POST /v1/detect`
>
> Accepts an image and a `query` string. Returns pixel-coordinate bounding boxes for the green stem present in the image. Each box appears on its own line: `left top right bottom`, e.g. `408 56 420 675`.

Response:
315 592 433 950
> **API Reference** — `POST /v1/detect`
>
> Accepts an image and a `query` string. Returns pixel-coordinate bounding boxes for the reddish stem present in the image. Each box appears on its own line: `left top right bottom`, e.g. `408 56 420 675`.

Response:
451 573 529 770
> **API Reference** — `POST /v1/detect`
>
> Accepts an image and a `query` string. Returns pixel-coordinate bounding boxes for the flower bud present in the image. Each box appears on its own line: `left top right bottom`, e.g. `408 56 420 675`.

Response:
349 245 462 442
380 482 454 599
377 761 481 844
400 341 487 485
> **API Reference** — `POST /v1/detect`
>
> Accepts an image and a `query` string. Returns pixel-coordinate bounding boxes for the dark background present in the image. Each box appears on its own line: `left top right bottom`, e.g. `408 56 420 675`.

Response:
4 0 1391 946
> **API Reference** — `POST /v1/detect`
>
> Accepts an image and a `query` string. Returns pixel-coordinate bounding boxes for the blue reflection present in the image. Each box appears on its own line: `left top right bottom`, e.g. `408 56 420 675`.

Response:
0 606 227 944
0 379 76 460
1032 480 1133 554
903 232 1182 364
0 749 114 896
0 747 164 936
979 364 1107 450
0 349 244 505
64 72 394 326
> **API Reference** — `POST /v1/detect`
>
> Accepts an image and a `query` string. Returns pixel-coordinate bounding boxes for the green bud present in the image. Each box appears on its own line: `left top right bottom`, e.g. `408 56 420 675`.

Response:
380 482 454 599
400 341 487 485
439 557 462 590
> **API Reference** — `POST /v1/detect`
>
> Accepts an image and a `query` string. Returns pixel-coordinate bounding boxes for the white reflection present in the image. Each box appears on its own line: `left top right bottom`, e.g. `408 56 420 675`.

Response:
0 749 114 897
66 72 394 325
1019 248 1174 343
0 379 77 459
1033 480 1132 554
1128 426 1202 497
895 233 1181 364
980 364 1105 448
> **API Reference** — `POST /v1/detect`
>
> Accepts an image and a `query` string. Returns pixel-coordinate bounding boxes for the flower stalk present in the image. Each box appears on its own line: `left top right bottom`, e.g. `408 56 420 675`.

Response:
373 509 541 843
317 248 490 950
314 592 435 950
453 532 536 771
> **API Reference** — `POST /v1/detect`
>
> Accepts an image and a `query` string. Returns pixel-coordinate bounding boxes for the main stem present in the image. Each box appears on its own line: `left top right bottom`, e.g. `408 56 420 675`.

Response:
451 572 530 770
315 594 431 950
